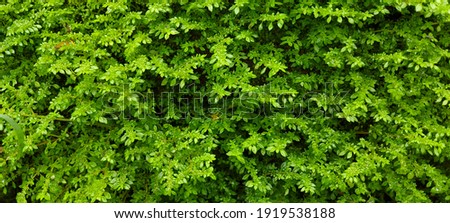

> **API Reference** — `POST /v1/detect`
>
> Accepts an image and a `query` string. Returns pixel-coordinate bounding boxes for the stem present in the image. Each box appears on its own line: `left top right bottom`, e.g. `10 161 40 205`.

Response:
20 113 72 122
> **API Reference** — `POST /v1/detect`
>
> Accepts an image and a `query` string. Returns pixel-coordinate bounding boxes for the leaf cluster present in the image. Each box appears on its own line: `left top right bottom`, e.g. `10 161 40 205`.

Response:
1 0 450 202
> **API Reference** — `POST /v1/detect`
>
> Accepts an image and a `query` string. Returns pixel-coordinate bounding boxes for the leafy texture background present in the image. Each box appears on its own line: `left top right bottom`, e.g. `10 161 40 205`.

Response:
1 0 450 202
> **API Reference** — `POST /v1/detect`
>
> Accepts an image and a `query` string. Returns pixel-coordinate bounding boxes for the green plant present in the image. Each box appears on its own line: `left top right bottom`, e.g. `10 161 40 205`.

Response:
0 114 25 149
1 0 450 202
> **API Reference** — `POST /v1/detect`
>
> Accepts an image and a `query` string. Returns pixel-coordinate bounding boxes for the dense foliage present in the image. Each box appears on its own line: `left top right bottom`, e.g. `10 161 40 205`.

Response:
1 0 450 202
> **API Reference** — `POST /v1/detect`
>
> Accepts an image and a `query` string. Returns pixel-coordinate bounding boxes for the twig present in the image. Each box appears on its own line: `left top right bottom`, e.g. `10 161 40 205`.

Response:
20 113 71 122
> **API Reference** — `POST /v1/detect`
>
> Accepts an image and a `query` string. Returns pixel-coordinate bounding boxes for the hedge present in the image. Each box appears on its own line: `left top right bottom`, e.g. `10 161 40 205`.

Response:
1 0 450 202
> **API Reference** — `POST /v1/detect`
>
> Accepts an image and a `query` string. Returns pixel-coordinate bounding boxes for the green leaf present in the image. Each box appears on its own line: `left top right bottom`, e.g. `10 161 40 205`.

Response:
180 80 185 88
98 117 108 124
0 114 25 150
347 152 353 159
415 4 423 12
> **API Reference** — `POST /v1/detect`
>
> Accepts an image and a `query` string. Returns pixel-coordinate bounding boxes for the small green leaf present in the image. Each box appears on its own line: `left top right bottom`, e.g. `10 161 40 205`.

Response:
347 152 352 159
277 20 283 28
268 22 273 31
180 80 185 88
415 4 423 12
99 117 108 124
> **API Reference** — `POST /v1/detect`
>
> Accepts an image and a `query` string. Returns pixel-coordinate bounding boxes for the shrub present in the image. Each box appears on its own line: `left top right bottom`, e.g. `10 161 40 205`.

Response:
1 0 450 202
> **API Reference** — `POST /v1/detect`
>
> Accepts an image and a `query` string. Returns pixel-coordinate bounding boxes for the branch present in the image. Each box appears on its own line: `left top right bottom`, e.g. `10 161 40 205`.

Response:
20 113 72 122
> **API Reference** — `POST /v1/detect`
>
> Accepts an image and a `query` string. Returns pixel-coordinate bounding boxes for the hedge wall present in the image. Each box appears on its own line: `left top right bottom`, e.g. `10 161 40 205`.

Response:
1 0 450 202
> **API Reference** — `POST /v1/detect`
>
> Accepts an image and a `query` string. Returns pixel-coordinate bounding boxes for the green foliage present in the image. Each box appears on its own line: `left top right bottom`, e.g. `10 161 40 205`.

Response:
0 115 25 150
1 0 450 202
